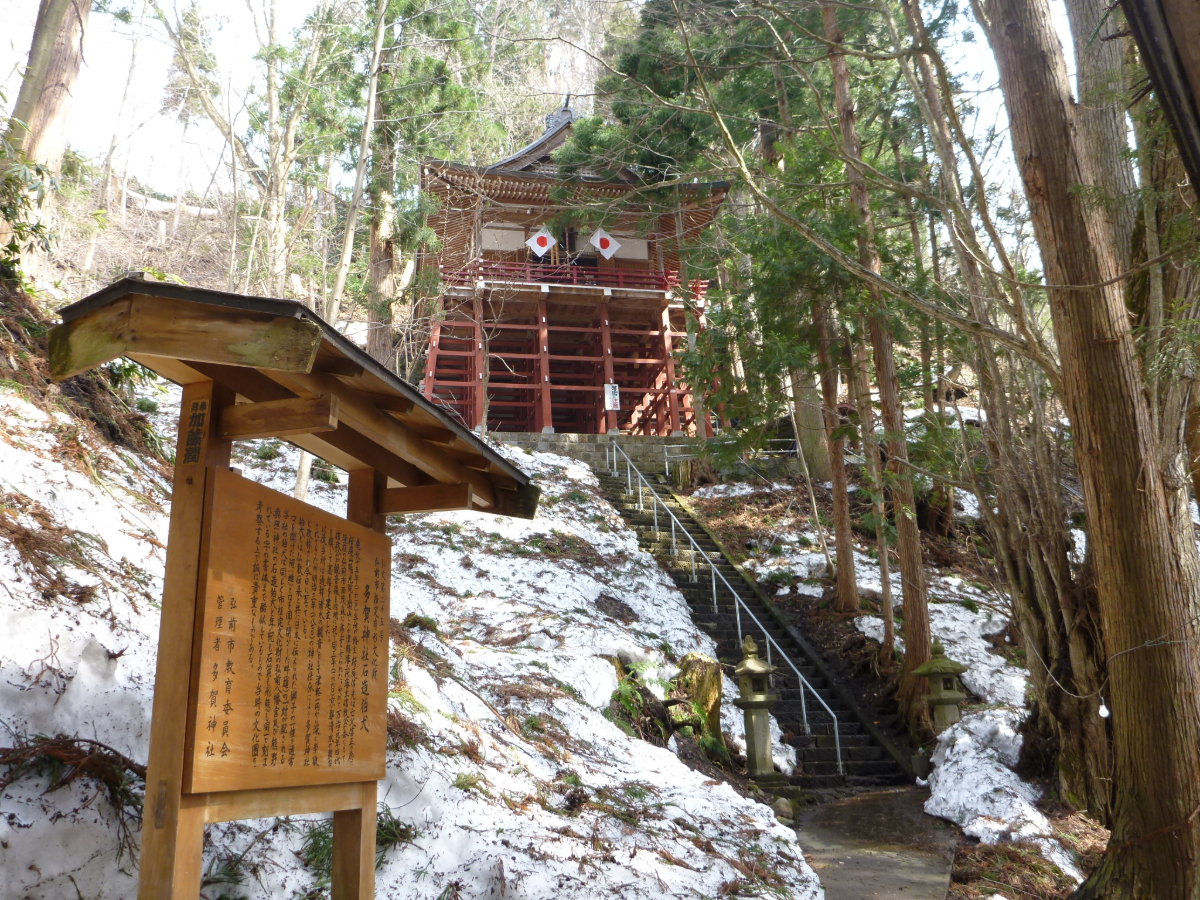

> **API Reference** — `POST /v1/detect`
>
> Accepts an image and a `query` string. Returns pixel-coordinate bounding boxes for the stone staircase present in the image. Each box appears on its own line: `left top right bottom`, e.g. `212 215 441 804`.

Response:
597 468 911 794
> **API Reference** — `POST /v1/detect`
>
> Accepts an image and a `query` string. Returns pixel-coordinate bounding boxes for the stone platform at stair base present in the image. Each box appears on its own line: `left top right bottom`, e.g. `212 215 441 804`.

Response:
495 433 688 475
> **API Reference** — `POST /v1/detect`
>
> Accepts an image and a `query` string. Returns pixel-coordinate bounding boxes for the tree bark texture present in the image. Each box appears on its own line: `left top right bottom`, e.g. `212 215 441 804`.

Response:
790 366 832 483
823 3 930 723
813 298 860 615
366 214 397 366
980 0 1200 892
6 0 73 155
1061 0 1136 267
19 0 89 175
848 332 897 664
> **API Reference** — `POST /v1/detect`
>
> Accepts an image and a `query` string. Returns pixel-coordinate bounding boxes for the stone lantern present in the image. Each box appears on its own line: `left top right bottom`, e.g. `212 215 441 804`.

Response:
733 636 778 778
913 641 969 732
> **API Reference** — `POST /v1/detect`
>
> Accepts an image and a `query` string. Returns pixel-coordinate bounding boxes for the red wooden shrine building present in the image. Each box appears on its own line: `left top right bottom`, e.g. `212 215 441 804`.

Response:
419 104 727 435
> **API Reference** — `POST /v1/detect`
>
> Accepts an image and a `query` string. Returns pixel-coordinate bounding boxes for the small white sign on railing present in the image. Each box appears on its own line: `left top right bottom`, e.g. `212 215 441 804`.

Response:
604 383 621 411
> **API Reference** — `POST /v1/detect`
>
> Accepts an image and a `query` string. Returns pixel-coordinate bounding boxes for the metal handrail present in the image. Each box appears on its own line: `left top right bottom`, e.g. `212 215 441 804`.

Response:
607 440 843 774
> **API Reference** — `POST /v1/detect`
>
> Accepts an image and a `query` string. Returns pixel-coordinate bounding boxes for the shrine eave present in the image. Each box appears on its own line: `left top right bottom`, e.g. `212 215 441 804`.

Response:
49 275 539 519
423 158 730 199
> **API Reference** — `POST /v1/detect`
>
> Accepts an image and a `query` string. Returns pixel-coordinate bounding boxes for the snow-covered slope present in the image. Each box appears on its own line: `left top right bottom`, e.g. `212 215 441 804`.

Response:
0 383 821 899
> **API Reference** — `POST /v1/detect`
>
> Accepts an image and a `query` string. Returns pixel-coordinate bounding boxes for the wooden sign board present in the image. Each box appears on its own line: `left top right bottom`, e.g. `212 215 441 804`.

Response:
184 467 391 794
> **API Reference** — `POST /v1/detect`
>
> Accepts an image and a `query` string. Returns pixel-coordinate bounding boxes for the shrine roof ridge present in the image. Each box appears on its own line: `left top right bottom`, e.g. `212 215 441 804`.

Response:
423 157 731 193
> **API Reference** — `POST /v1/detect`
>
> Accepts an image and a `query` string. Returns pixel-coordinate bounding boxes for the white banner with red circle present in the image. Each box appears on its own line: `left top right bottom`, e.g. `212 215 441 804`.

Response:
589 228 622 259
526 227 557 257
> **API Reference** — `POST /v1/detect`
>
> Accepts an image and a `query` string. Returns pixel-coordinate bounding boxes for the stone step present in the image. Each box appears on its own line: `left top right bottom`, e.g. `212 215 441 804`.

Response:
790 731 874 748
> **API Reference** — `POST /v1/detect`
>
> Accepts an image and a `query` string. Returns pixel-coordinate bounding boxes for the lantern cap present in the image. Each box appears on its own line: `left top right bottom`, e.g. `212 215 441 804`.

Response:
912 641 968 677
734 636 776 677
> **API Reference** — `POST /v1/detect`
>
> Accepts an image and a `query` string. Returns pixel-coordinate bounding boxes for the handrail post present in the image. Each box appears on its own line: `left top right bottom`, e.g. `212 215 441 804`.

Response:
711 565 717 615
834 720 842 772
800 673 810 734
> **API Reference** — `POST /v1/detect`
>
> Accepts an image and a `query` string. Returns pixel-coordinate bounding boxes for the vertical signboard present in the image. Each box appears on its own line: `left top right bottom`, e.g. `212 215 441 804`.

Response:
604 383 621 412
184 468 391 794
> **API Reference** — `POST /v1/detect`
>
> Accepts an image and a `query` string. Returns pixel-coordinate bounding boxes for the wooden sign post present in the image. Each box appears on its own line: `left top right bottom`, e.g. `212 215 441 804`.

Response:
46 278 540 900
140 383 390 900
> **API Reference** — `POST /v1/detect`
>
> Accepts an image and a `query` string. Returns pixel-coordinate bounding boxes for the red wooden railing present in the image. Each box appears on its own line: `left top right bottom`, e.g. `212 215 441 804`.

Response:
441 259 707 300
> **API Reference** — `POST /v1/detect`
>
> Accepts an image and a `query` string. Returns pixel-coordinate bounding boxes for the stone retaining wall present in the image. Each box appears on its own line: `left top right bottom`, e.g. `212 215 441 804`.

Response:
495 433 688 474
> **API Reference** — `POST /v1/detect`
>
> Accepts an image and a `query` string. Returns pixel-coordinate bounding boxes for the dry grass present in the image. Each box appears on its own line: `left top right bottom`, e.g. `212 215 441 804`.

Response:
948 842 1078 899
686 485 812 563
488 680 566 706
0 492 97 600
0 731 146 862
948 799 1108 900
0 282 166 464
0 490 157 618
385 707 426 751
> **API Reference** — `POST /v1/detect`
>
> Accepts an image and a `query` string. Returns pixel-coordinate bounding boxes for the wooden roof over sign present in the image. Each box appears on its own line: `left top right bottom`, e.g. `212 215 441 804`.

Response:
48 275 539 518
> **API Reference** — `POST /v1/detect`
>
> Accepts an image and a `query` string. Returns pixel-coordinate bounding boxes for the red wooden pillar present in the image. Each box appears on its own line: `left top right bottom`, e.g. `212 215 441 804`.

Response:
423 320 441 400
537 296 553 433
661 306 682 435
600 301 617 433
472 296 486 431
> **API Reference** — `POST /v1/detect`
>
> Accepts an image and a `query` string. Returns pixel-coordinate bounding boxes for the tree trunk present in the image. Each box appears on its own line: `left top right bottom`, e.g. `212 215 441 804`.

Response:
813 298 860 614
326 0 388 325
980 0 1200 892
5 0 73 152
366 215 396 366
790 366 832 483
365 26 396 369
868 314 932 722
171 118 189 236
19 0 90 174
847 331 896 665
1061 0 1136 267
822 2 931 724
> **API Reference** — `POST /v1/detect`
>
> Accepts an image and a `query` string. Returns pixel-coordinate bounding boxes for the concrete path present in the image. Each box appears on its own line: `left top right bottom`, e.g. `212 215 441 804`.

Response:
794 787 958 900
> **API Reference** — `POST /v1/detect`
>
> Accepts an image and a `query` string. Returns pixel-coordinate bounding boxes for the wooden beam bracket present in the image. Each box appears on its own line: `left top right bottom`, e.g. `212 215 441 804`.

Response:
219 395 339 441
49 295 323 382
377 482 474 515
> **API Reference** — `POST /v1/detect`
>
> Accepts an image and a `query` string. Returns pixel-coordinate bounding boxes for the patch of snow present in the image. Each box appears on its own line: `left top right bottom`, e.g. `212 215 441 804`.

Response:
691 481 792 500
926 712 1082 882
1069 528 1087 566
956 488 981 520
857 599 1024 708
853 562 1076 881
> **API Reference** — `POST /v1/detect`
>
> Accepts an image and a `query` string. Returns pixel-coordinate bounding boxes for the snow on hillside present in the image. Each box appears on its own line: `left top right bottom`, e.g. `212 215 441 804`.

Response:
691 482 791 500
0 382 821 899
